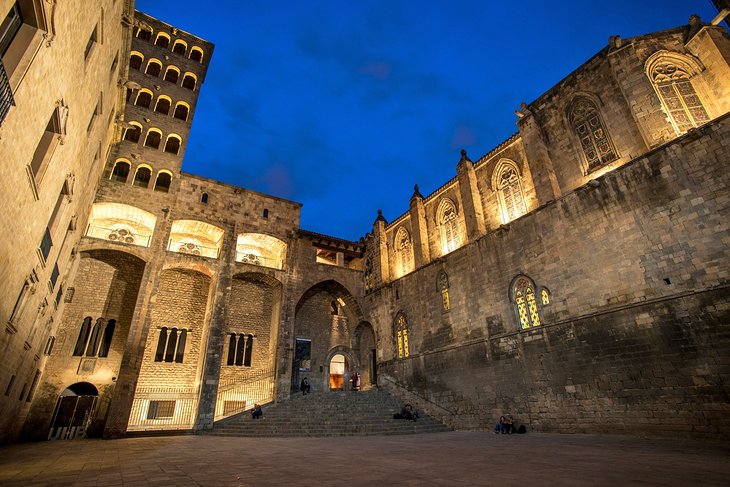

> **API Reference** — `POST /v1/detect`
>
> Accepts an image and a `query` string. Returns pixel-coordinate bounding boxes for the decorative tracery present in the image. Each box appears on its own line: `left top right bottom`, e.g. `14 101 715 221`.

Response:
438 271 450 312
438 200 460 255
569 98 618 172
395 313 410 358
394 228 413 277
650 61 709 134
495 161 527 224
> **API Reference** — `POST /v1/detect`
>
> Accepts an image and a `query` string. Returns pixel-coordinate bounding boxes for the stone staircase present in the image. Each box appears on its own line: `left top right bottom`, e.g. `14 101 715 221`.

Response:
208 388 452 437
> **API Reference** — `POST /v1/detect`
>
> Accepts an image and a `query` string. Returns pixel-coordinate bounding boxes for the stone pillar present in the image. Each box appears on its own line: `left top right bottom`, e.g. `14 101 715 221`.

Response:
516 108 562 204
192 222 237 432
103 212 170 439
373 210 390 284
336 251 345 267
456 149 487 239
408 185 430 268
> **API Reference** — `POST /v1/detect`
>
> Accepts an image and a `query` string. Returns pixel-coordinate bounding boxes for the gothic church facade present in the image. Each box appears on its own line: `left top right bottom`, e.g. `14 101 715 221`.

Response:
1 1 728 443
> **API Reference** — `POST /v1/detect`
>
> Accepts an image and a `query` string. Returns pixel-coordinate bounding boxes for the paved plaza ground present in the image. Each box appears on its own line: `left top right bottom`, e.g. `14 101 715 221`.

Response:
1 431 728 486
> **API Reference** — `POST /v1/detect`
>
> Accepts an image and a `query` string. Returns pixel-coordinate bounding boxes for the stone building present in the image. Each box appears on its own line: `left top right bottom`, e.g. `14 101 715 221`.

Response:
1 1 728 444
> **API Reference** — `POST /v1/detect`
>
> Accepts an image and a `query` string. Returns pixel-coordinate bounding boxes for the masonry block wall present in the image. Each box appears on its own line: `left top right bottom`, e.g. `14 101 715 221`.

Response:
370 117 730 439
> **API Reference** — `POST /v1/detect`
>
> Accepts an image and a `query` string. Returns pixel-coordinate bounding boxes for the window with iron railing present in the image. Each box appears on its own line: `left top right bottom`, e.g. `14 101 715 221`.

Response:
0 57 14 124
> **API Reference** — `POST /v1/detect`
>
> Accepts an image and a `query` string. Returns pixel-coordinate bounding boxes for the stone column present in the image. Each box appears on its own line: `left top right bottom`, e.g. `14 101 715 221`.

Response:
192 222 236 432
373 210 390 284
517 109 562 204
456 149 487 239
408 185 430 268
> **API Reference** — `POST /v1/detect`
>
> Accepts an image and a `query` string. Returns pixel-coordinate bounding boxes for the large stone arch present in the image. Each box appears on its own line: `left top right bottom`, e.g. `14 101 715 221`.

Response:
292 280 364 394
215 272 283 420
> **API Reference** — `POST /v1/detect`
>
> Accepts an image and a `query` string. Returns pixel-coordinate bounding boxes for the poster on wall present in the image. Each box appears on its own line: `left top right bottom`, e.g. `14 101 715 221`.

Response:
295 338 311 371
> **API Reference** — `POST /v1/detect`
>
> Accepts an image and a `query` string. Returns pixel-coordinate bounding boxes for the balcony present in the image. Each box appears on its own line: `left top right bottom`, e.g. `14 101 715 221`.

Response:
0 58 14 125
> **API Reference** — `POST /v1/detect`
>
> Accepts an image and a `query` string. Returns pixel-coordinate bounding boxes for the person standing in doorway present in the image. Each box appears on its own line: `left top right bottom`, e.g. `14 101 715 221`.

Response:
350 371 361 391
300 377 311 395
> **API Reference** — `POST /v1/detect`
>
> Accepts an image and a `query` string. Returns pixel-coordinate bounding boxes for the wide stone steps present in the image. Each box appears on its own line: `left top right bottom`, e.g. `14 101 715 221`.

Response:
208 389 452 437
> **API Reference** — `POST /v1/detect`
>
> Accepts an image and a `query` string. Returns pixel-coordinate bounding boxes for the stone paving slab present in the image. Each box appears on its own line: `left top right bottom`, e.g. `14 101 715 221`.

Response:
1 432 729 486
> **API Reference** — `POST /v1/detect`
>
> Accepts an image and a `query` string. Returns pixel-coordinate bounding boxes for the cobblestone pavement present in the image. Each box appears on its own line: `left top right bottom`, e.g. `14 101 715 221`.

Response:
1 432 728 486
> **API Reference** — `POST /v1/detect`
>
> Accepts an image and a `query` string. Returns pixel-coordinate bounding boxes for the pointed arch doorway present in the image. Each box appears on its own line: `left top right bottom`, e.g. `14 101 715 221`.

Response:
48 382 98 440
329 353 348 390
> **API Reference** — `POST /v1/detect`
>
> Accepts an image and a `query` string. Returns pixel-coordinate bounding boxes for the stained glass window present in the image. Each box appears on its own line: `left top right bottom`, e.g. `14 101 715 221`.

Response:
396 314 409 358
438 200 460 254
513 277 541 329
650 61 709 135
569 98 617 172
541 288 550 305
496 162 527 224
438 272 450 312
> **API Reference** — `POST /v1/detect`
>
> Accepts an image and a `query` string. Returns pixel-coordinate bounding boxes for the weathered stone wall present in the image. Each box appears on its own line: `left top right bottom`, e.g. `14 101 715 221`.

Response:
369 116 730 439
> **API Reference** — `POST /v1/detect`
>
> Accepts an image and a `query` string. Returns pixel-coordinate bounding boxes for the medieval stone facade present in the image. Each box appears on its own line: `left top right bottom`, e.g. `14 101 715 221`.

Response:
1 2 728 444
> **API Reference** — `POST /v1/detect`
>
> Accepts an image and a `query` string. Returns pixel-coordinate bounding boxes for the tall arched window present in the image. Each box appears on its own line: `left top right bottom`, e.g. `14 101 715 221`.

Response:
438 271 450 312
437 199 460 255
123 123 142 143
134 90 153 109
182 73 196 90
569 98 617 172
494 160 527 224
511 276 541 329
395 313 410 359
145 59 162 77
646 52 710 135
154 171 172 192
110 160 130 182
129 52 144 70
144 129 162 149
133 165 152 188
173 103 189 121
154 97 171 115
394 227 413 277
164 135 181 155
163 66 179 84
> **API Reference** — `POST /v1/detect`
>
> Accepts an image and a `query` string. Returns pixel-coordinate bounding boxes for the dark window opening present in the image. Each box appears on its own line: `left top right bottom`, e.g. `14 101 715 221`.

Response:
133 166 152 188
163 68 178 84
154 35 169 48
135 91 152 108
189 49 203 63
172 41 186 55
201 192 208 204
155 327 186 363
137 28 152 42
0 3 23 57
263 208 269 219
145 61 161 77
147 400 175 419
144 131 161 149
124 125 141 143
129 53 143 70
154 172 172 192
154 98 170 115
226 333 253 367
181 74 195 90
173 104 189 121
111 161 130 182
83 24 98 60
164 137 180 155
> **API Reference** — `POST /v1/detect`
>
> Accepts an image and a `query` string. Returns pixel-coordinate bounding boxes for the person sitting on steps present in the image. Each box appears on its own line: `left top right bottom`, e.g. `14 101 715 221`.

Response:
251 404 263 419
400 403 419 421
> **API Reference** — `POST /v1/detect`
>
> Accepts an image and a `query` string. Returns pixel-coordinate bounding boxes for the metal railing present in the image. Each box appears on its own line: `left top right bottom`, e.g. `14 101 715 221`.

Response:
215 366 276 420
84 224 153 247
235 251 282 269
0 58 14 125
127 386 199 432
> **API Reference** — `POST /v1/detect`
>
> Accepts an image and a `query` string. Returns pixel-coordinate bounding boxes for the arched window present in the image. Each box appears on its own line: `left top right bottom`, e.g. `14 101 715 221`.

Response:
134 90 153 108
145 59 162 77
154 97 171 115
512 276 541 329
154 327 187 363
123 123 142 143
646 52 710 135
226 333 254 367
133 165 152 188
437 199 460 255
154 33 170 48
541 287 551 306
72 317 114 357
164 135 181 155
72 317 92 356
394 227 413 277
181 73 196 90
189 47 204 63
172 40 187 55
263 208 269 218
137 28 152 42
110 160 130 182
395 313 410 359
201 192 208 204
438 271 450 312
98 320 115 357
163 66 179 84
129 52 144 70
144 129 162 149
154 171 172 192
569 98 618 172
173 103 189 121
494 160 527 224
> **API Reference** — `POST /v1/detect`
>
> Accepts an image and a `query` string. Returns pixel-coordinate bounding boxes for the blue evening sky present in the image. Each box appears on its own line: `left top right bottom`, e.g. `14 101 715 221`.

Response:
135 0 721 241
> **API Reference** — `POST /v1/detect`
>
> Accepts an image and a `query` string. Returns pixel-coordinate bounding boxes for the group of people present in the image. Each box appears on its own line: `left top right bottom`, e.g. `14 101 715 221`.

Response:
495 414 526 434
393 403 419 421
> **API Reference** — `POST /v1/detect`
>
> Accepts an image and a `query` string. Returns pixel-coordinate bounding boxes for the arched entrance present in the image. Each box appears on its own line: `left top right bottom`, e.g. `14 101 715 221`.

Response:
329 353 348 389
48 382 98 440
353 322 377 389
